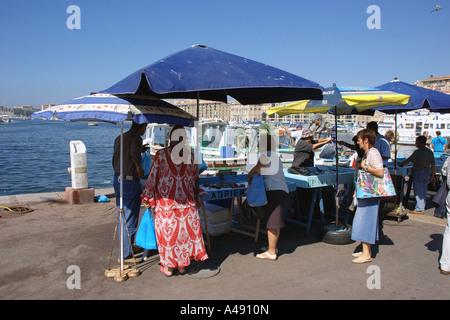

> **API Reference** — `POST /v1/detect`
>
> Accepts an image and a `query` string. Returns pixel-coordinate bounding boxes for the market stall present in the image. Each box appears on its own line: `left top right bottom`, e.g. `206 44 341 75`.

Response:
386 160 443 221
283 166 355 234
199 173 297 246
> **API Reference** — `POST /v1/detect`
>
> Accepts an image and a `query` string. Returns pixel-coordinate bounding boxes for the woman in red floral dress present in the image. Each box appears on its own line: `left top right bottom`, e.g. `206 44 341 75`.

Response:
141 125 208 276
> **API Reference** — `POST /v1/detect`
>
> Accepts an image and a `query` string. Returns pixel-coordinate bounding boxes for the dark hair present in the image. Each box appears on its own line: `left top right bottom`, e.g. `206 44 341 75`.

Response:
131 121 147 129
416 135 427 145
367 121 378 132
357 128 376 147
436 131 441 136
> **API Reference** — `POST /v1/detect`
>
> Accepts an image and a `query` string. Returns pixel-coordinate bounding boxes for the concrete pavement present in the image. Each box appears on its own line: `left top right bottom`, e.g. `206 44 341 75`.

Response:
0 188 448 301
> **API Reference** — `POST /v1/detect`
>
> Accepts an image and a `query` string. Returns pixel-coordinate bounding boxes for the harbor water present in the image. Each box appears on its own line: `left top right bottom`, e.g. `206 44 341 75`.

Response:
0 119 416 196
0 119 129 196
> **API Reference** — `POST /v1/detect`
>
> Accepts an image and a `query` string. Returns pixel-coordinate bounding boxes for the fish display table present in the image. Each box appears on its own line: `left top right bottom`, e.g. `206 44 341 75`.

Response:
198 174 298 247
198 174 248 250
283 166 355 233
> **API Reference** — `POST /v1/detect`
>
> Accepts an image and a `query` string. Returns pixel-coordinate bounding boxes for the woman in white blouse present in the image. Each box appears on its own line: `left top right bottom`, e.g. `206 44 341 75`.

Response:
247 132 289 261
351 129 384 264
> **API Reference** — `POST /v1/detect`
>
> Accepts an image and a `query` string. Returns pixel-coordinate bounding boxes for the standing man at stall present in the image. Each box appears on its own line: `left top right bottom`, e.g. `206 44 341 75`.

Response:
367 121 391 166
290 128 333 219
308 114 329 138
291 128 333 168
431 131 447 152
112 121 148 263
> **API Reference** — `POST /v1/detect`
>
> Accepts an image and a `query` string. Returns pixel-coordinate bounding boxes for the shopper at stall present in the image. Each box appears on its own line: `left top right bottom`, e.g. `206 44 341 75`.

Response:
423 131 432 148
247 132 289 261
431 131 447 152
399 135 436 214
291 128 333 168
351 129 384 264
141 125 208 276
439 156 450 275
112 121 147 263
366 121 390 166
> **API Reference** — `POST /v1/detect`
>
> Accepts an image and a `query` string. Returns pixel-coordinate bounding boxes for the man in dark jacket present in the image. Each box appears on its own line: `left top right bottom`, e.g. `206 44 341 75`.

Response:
112 121 147 262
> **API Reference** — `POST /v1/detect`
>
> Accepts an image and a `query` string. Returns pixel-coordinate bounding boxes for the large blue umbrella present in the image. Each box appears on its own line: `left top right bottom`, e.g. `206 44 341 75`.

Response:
31 93 195 126
100 44 323 105
375 80 450 113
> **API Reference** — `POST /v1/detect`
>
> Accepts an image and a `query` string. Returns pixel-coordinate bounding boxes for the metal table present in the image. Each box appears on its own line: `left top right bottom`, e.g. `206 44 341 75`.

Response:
199 174 298 247
283 166 355 233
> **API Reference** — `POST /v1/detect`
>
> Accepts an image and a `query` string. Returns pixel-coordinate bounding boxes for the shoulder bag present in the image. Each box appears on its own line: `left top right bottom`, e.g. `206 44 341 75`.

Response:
356 167 396 199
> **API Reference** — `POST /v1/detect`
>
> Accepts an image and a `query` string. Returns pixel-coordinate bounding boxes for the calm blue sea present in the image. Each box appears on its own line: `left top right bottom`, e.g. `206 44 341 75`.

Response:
0 119 131 196
0 119 416 196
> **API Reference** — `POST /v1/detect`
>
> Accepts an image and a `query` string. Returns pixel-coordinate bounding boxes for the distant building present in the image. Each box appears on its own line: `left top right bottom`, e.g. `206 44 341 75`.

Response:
170 98 382 126
415 75 450 94
171 99 230 121
41 104 56 110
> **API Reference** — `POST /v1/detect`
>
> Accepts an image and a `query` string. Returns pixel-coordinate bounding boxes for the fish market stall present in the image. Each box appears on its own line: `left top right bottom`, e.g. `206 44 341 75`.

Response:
283 166 355 233
198 173 297 247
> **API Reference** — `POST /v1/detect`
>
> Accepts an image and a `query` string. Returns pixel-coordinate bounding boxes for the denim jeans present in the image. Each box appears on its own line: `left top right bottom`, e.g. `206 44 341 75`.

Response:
412 170 430 212
113 175 142 259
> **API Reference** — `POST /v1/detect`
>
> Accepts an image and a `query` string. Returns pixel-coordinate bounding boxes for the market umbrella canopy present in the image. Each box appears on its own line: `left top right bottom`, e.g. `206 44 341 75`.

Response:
267 84 411 238
375 79 450 113
100 44 324 104
267 85 411 116
31 93 195 127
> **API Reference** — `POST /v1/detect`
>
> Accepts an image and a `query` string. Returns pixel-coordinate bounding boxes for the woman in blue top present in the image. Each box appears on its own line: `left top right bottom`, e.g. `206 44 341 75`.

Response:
431 131 447 152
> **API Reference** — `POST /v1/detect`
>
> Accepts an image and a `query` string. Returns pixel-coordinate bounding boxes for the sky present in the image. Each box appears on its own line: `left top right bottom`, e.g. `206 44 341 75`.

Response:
0 0 449 108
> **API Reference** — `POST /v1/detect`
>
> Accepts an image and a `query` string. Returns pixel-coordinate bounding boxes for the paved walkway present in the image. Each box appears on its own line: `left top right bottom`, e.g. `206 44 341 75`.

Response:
0 188 448 301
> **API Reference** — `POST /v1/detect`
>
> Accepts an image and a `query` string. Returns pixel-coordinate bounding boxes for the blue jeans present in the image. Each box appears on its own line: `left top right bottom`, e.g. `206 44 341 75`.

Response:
412 170 430 212
113 175 142 259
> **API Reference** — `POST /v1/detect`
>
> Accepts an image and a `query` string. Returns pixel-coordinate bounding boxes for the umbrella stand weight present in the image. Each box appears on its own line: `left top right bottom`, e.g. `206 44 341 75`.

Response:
317 223 354 245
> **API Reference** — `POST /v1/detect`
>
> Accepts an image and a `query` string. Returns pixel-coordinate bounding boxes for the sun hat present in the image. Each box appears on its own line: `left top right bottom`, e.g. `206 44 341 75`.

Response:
301 128 314 139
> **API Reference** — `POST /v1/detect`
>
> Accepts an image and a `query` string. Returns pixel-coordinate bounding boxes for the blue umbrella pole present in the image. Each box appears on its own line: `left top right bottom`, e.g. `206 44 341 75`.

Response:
334 106 339 227
119 122 124 271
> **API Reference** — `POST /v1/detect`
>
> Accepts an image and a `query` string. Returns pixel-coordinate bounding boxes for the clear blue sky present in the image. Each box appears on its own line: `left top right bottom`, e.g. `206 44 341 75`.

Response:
1 0 449 107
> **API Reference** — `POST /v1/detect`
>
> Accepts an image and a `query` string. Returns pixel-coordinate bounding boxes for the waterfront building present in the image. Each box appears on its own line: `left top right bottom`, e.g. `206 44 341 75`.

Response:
171 99 381 127
415 75 450 94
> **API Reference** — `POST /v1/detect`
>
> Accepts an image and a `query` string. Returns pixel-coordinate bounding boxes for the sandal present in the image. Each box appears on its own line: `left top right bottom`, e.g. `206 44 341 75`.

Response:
352 256 372 264
352 252 362 258
159 266 173 277
256 251 277 261
261 247 278 254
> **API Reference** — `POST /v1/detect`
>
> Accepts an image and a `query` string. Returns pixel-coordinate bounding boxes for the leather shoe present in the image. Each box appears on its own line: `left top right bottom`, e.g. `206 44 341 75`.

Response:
409 210 424 215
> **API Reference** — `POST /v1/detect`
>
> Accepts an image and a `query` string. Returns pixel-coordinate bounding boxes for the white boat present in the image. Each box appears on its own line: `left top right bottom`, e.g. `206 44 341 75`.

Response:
378 109 450 145
0 115 12 123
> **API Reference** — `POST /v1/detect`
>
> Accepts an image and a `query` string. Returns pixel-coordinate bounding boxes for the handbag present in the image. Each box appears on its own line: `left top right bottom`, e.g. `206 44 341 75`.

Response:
246 174 267 207
319 143 336 159
135 209 158 250
356 167 396 199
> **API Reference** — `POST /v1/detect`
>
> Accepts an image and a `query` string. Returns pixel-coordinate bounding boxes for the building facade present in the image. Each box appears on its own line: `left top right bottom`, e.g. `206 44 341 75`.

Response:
415 75 450 94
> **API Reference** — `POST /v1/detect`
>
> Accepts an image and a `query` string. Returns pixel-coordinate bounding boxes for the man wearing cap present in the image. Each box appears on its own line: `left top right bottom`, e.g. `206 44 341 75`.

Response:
291 128 333 168
308 114 329 138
